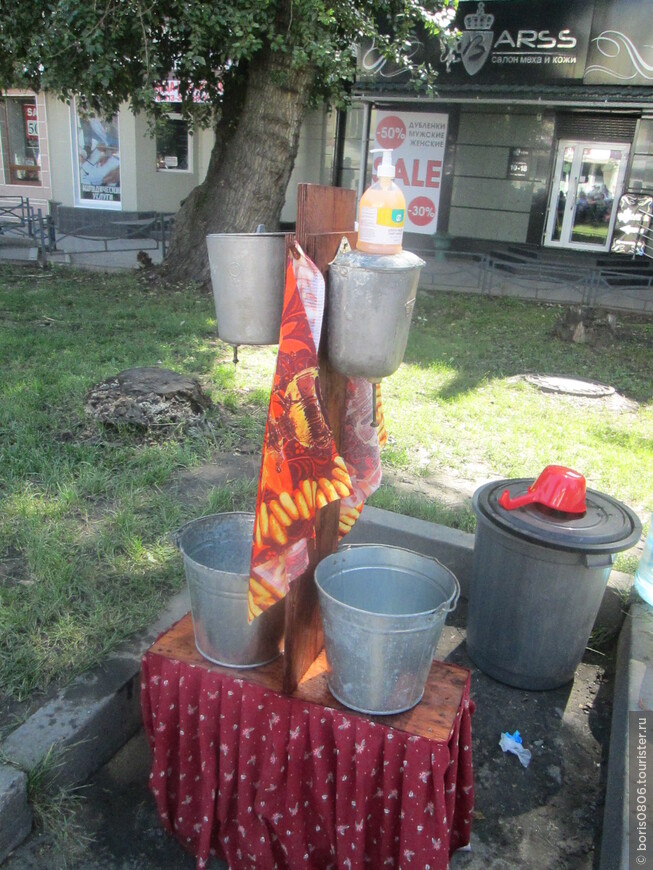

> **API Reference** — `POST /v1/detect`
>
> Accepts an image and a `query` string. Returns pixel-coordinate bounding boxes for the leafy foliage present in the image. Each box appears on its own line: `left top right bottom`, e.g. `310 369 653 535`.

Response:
0 0 457 125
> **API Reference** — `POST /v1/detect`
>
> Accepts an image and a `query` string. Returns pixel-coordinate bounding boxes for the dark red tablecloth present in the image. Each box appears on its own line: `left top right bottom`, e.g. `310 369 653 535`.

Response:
141 641 473 869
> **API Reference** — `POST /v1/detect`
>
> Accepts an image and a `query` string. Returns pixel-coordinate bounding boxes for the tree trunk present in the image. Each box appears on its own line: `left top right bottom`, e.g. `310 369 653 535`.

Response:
162 51 314 286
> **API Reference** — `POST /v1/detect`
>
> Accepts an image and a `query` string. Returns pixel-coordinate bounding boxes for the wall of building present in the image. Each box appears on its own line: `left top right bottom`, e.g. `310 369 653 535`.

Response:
116 108 138 211
281 109 337 223
3 91 332 226
46 97 74 207
133 112 207 213
448 107 555 243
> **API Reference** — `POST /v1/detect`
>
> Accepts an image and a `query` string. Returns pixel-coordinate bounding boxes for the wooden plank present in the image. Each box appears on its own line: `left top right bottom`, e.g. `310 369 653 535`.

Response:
149 613 470 744
296 184 357 242
281 186 357 694
281 555 324 695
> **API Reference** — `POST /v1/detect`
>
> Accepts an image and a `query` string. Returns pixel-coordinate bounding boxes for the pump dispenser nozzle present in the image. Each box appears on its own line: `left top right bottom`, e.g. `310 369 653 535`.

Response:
371 148 396 179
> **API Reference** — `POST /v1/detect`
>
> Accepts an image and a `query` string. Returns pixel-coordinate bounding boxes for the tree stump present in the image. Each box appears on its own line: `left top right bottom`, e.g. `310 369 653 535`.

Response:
85 366 212 429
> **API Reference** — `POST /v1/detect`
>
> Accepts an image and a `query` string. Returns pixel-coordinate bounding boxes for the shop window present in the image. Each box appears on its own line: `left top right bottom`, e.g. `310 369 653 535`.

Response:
2 97 40 184
628 119 653 194
336 105 368 191
156 114 191 171
73 105 121 207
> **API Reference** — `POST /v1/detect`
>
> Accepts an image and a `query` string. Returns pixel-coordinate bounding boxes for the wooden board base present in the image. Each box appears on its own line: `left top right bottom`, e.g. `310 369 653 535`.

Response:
149 613 470 744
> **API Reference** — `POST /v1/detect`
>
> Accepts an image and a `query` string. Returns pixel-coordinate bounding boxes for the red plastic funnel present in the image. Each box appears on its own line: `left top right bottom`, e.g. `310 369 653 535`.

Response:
498 465 587 514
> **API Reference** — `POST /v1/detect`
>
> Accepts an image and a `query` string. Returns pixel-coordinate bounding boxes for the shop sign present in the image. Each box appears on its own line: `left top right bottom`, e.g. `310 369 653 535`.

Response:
438 0 594 82
155 79 211 103
358 0 596 85
507 147 531 179
24 104 38 140
584 0 653 85
372 111 448 235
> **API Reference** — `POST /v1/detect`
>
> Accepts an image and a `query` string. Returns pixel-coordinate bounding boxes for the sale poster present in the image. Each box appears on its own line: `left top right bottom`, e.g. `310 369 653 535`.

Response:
24 104 38 141
372 111 449 234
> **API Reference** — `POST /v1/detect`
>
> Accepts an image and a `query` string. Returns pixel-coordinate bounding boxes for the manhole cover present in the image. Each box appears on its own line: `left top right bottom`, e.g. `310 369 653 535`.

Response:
524 375 616 398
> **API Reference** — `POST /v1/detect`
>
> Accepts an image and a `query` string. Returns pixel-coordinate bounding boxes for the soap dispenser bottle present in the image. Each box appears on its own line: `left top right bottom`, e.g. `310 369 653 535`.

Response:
356 149 406 255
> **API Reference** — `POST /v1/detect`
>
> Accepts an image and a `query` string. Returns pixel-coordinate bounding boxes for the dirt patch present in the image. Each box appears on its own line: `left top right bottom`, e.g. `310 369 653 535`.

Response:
0 545 30 590
165 453 261 509
443 599 615 869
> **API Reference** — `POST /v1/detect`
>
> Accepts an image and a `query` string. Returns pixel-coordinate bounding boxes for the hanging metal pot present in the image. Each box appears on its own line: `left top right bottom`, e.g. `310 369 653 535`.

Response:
206 232 285 347
326 249 424 382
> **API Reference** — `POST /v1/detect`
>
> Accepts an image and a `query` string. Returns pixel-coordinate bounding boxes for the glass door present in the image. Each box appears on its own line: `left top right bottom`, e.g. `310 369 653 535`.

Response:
544 141 630 251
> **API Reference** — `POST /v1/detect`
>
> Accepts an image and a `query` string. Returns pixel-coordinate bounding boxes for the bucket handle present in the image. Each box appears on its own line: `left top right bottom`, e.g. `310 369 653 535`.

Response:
448 574 461 613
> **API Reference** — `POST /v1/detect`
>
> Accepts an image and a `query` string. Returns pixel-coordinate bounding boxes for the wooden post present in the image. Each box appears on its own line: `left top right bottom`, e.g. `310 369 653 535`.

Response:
282 184 357 694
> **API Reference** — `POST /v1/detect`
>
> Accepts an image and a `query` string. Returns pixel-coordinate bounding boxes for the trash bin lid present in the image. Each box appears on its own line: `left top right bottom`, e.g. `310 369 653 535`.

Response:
474 479 642 553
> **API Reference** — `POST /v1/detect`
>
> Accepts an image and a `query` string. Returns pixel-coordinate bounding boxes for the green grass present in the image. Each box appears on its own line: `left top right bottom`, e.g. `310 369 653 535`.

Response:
27 743 92 864
383 293 653 508
1 264 652 705
0 265 273 702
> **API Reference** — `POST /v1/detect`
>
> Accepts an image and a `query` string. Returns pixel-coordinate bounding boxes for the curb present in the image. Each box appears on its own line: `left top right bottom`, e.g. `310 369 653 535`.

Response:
599 600 653 869
0 765 31 860
0 507 638 862
0 588 190 863
0 246 39 263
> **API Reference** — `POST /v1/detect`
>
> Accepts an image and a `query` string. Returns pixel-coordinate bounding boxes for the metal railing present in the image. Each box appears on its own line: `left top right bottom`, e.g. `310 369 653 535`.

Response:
421 244 653 311
48 211 175 260
0 195 51 264
1 200 176 266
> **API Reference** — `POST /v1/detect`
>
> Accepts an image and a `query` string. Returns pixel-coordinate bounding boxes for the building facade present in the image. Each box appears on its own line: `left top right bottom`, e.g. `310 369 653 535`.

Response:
345 0 653 257
0 84 335 230
2 0 651 254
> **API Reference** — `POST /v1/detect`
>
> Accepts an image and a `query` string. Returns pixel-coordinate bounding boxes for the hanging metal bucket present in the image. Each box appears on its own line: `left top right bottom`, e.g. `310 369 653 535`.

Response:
314 544 459 715
327 249 425 382
206 233 285 346
174 512 285 668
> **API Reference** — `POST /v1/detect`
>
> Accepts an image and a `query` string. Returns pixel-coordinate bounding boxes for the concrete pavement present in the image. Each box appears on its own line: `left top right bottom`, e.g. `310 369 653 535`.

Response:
2 225 653 313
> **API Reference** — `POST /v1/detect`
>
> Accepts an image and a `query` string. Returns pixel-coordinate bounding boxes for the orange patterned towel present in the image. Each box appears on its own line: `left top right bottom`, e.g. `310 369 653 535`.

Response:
248 244 384 620
336 377 387 539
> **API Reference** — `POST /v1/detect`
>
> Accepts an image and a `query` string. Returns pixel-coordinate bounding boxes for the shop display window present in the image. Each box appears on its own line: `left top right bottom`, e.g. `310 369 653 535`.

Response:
2 97 40 184
73 105 121 207
156 114 191 171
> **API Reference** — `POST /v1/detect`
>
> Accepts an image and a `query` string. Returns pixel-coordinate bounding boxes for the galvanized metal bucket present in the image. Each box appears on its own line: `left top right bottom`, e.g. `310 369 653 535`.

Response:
206 233 285 346
174 512 284 668
314 544 459 715
327 249 425 382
